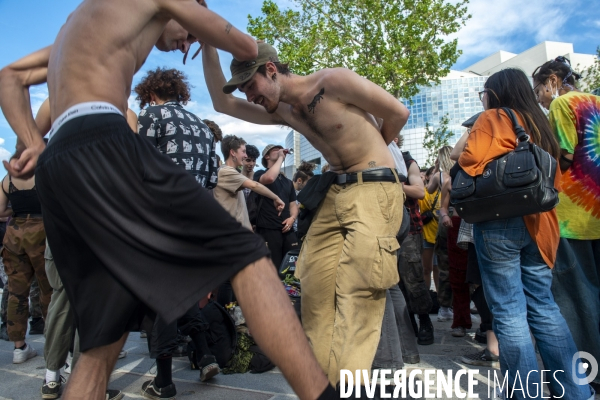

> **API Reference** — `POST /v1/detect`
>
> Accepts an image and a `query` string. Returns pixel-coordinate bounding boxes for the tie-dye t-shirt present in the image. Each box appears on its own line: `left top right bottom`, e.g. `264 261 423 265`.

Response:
549 91 600 240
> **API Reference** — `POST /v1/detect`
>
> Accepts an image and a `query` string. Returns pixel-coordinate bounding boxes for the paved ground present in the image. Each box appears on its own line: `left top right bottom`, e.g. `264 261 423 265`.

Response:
0 300 598 399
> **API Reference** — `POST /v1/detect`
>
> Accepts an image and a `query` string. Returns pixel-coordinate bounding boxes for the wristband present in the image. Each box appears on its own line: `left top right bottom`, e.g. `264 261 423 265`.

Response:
317 384 339 400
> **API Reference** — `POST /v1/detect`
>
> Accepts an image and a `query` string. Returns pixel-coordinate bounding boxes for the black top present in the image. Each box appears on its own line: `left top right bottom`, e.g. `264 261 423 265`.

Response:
2 177 42 215
253 169 296 229
137 101 218 188
402 151 423 234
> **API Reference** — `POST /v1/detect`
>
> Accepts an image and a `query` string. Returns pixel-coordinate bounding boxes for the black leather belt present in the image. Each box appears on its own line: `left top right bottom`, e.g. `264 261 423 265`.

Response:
13 213 43 218
335 168 405 184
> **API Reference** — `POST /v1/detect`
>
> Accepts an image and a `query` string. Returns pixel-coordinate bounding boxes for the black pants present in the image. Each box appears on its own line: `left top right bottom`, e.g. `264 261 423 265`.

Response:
256 228 299 270
467 243 493 332
146 304 209 359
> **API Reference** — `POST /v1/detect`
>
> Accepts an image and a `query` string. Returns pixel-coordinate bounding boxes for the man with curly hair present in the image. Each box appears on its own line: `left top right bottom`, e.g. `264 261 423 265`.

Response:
136 68 219 189
0 1 335 399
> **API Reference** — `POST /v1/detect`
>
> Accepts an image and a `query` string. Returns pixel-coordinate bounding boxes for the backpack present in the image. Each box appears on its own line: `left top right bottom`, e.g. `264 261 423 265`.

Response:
296 172 337 241
247 191 264 227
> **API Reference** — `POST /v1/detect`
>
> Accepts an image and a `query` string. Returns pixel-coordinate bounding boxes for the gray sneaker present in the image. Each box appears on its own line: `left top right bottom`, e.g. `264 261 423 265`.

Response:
459 348 499 368
451 326 466 337
41 376 65 399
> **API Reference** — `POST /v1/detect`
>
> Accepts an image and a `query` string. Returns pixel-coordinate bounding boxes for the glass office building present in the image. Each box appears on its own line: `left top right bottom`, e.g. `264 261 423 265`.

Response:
400 71 487 167
282 130 327 178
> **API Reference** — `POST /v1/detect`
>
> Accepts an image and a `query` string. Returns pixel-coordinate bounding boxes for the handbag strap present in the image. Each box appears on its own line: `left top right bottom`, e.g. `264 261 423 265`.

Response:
431 189 440 209
500 107 530 143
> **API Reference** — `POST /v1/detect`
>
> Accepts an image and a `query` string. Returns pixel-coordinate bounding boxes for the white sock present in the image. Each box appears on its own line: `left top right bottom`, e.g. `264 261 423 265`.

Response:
46 369 59 383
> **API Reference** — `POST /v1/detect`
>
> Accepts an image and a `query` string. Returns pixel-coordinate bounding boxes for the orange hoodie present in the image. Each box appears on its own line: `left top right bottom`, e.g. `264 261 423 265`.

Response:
458 109 561 268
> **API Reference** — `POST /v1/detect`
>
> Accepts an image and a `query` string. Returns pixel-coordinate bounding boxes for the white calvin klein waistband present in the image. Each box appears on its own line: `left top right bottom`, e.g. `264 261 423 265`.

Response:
47 102 123 141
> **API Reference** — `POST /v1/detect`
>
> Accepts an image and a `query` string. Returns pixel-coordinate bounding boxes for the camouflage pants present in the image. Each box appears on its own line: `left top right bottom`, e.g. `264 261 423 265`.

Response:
3 217 51 342
1 281 7 325
1 251 7 324
29 277 43 319
434 221 453 308
398 233 432 314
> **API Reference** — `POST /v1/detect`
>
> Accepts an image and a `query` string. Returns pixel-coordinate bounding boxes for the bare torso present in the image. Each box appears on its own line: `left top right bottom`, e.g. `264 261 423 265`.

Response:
274 70 396 173
47 0 170 121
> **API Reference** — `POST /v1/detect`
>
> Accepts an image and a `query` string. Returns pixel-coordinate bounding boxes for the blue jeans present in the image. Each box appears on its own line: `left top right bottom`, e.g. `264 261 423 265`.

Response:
474 217 593 400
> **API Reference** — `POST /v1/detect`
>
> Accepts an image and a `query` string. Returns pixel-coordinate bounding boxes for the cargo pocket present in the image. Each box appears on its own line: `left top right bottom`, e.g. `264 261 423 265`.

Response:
370 236 401 290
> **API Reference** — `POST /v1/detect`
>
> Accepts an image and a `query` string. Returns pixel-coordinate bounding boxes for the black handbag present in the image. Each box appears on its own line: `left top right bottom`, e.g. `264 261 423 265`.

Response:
450 108 559 224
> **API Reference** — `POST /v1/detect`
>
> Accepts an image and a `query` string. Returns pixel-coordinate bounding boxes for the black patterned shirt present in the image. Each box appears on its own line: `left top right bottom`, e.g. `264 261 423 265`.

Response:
137 101 218 188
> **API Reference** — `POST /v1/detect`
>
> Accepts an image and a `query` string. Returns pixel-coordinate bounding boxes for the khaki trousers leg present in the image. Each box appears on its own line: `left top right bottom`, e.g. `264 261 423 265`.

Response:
44 244 80 371
297 180 403 386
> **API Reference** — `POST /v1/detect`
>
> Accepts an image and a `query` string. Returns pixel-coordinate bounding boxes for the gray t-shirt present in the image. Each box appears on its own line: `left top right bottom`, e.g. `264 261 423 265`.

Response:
213 166 252 230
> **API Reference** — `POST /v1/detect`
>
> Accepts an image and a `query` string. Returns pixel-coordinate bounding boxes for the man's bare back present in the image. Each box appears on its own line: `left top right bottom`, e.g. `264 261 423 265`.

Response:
0 0 257 178
203 44 409 173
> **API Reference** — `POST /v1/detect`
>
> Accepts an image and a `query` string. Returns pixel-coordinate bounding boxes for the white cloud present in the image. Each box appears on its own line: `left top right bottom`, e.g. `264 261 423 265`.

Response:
0 147 10 163
451 0 580 65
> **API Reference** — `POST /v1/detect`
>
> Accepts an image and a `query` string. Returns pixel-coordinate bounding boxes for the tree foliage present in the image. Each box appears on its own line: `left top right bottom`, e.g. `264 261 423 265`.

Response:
247 0 470 99
422 114 452 168
581 46 600 94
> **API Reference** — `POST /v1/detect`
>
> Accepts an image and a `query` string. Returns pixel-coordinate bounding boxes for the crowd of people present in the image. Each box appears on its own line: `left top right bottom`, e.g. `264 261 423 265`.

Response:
0 1 598 400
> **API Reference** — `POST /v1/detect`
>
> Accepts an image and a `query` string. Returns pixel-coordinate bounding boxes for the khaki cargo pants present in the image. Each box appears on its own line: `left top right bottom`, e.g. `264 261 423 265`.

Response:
296 178 403 386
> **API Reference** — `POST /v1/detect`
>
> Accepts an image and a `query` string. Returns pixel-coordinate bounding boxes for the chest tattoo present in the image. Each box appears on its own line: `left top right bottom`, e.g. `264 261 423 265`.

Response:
307 88 325 114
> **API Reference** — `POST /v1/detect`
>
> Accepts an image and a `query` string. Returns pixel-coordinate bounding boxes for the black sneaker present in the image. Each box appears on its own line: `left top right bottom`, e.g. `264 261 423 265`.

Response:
402 354 421 364
199 355 220 382
141 379 176 400
41 376 65 399
29 317 45 335
417 321 434 345
106 389 124 400
0 324 8 341
459 348 499 368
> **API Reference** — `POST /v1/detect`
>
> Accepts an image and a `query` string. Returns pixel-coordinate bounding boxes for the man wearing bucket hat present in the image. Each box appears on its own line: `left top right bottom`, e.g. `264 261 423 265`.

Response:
253 144 299 268
203 41 410 388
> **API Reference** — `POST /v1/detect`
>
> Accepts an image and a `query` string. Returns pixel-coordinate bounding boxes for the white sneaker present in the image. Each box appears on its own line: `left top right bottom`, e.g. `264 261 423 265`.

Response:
437 307 454 322
118 350 127 359
64 353 73 374
470 313 481 325
13 343 37 364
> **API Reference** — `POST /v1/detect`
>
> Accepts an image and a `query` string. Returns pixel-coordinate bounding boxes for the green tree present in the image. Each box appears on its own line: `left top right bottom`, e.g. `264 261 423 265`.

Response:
422 114 452 167
581 46 600 94
247 0 470 99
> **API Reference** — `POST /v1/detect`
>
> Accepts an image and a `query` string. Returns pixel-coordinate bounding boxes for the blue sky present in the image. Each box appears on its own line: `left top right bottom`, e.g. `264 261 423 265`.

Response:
0 0 598 163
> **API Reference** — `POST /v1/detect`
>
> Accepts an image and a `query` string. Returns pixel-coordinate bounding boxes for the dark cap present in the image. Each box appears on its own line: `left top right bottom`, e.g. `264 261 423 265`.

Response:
261 144 283 168
222 42 279 94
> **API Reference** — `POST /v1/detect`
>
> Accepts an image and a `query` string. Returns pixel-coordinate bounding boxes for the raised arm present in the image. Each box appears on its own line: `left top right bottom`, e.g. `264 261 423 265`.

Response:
450 129 469 161
0 46 51 177
202 45 285 126
242 180 284 215
328 69 409 145
403 162 425 200
159 0 257 61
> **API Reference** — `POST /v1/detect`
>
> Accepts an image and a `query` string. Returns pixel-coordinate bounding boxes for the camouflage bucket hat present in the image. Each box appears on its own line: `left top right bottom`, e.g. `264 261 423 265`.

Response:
222 42 279 94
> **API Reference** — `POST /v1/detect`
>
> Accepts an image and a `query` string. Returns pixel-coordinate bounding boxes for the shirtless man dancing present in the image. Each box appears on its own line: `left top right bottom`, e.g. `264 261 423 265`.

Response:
203 42 410 388
0 1 334 399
